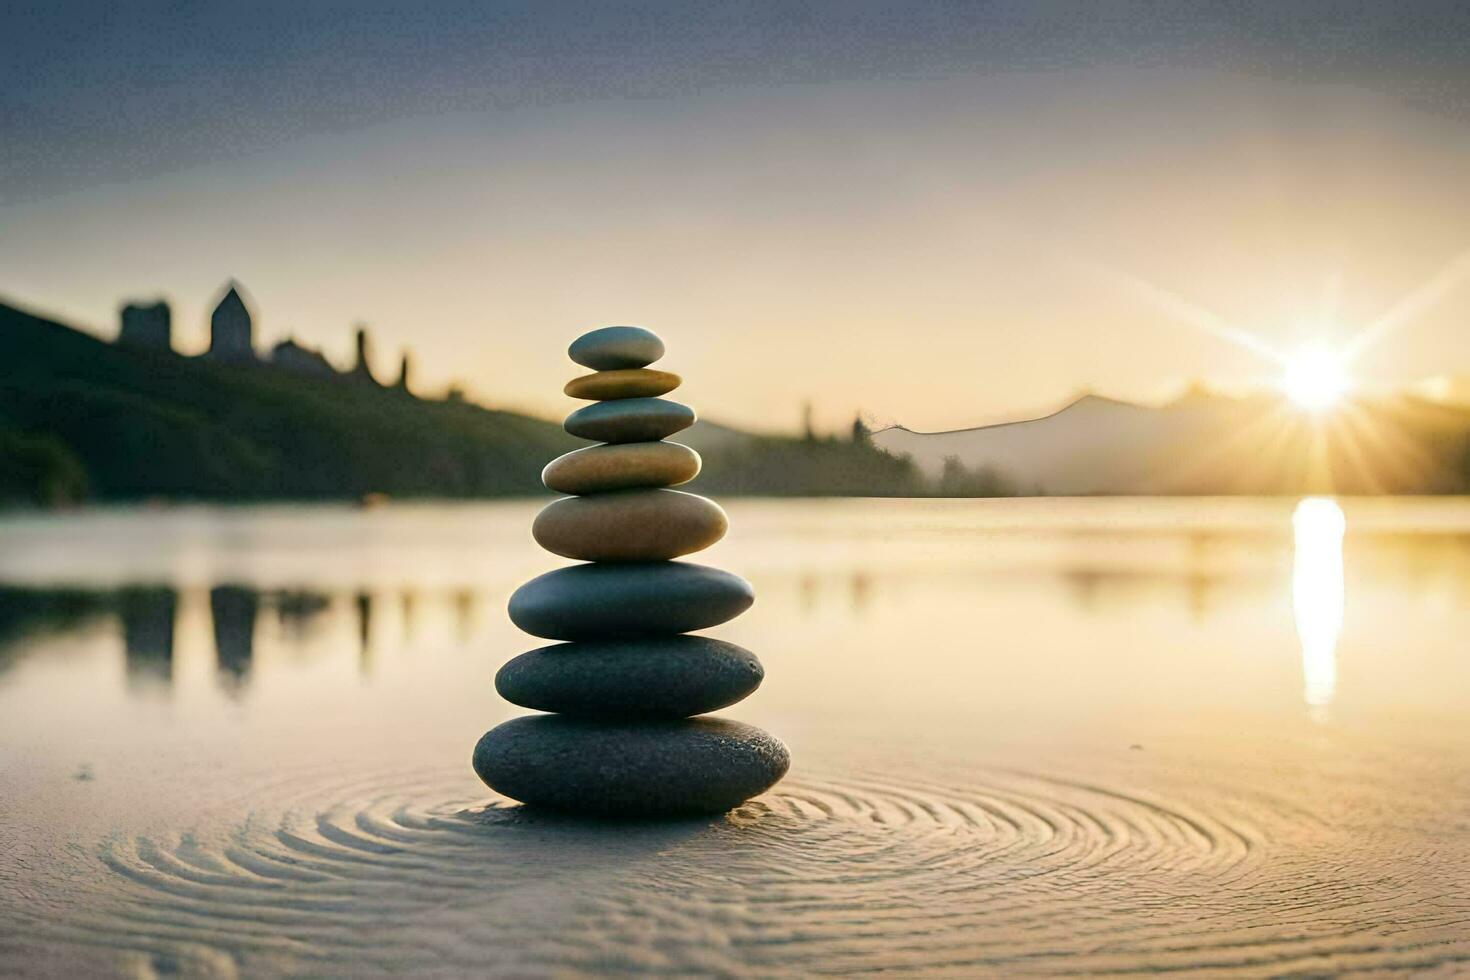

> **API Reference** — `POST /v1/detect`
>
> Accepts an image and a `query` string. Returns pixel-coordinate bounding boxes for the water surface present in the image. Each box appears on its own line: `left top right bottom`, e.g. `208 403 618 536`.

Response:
1 498 1468 976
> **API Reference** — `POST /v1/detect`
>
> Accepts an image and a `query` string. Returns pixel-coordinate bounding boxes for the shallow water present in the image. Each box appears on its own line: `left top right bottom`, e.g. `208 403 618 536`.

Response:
1 497 1468 977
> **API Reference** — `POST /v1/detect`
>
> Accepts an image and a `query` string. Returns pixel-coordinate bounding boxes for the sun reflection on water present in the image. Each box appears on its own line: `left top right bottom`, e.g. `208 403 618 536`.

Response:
1292 497 1345 719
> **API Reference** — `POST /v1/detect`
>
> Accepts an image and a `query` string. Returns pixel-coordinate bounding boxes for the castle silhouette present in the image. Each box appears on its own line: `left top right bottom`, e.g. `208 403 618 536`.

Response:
118 280 412 392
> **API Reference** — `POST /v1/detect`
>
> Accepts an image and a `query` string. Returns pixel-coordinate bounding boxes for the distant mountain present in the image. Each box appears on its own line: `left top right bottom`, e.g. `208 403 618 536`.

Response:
874 389 1470 495
0 298 920 505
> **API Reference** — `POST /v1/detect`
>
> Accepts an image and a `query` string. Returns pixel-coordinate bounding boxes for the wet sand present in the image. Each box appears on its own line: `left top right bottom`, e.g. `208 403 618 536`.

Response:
2 498 1468 976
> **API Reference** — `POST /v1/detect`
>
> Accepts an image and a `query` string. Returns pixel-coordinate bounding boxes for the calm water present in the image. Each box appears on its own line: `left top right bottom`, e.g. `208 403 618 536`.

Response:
1 498 1468 977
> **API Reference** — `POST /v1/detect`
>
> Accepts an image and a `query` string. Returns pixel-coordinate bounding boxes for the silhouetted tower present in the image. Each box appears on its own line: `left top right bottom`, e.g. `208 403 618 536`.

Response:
351 324 379 385
209 283 255 362
802 401 815 441
118 301 172 351
851 412 870 445
395 350 412 394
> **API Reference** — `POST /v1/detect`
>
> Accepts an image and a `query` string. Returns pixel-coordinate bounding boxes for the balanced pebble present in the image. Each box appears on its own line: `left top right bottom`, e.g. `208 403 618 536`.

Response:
568 326 665 371
508 561 754 640
565 368 680 401
565 397 695 443
472 715 789 815
533 489 726 562
542 442 701 494
496 636 763 719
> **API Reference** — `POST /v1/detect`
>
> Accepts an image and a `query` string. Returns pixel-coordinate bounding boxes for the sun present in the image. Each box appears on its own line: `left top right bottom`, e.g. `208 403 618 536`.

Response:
1282 346 1352 411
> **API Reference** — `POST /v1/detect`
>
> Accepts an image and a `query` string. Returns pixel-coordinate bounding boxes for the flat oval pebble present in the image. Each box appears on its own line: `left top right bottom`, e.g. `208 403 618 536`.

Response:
472 715 789 815
542 442 701 494
564 397 694 443
508 561 753 640
533 489 726 561
564 368 680 401
568 326 665 371
496 636 763 718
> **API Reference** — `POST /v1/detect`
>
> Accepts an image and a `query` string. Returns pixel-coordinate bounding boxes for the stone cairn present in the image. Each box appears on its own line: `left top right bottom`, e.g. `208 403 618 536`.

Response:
473 326 789 816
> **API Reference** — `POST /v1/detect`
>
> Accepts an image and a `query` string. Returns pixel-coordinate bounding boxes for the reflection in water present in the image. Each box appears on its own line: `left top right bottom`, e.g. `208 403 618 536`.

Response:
799 574 818 615
0 587 110 666
355 591 374 675
1292 498 1345 718
850 572 871 615
401 590 418 643
0 583 476 697
452 588 477 643
1185 532 1220 621
210 586 259 693
120 588 177 689
277 590 330 641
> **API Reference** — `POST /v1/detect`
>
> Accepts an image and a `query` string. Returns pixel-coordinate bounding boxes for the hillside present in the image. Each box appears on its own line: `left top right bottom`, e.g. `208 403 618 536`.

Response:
0 299 921 505
874 390 1470 495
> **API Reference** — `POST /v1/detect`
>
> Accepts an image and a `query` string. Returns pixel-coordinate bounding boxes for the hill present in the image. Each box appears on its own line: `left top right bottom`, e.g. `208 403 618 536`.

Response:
874 389 1470 495
0 299 921 505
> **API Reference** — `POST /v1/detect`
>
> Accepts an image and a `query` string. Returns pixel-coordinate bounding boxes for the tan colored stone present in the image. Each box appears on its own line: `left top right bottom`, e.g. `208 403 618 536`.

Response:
542 442 700 494
533 489 727 561
564 368 681 401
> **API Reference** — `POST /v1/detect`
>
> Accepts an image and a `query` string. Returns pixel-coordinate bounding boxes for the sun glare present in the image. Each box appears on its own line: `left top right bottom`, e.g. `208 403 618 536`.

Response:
1282 346 1352 411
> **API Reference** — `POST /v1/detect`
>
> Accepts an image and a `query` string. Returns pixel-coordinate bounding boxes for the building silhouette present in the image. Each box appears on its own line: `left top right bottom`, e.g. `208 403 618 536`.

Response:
209 283 255 362
111 281 426 395
271 336 336 377
118 301 172 351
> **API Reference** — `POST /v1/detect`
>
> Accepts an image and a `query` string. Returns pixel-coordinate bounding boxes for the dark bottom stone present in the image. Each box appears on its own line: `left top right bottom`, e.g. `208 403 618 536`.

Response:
472 715 790 816
495 636 763 719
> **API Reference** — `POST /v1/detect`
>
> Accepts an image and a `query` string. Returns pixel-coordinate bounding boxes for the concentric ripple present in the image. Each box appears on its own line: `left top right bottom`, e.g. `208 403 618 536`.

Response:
23 764 1466 976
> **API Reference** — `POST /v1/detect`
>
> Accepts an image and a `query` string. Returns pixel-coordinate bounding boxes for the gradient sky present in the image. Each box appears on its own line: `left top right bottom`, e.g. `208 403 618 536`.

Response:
6 1 1470 432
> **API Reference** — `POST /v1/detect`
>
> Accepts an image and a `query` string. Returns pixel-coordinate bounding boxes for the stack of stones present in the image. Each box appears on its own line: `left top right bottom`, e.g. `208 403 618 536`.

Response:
472 326 789 816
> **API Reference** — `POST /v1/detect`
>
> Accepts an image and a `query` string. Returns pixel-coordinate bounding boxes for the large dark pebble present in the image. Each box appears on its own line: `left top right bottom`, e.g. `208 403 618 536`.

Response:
508 561 754 640
472 715 790 815
496 636 763 718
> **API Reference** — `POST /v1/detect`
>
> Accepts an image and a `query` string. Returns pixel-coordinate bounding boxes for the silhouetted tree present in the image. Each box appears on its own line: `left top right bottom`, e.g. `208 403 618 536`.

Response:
396 351 413 395
351 325 379 385
936 455 1017 497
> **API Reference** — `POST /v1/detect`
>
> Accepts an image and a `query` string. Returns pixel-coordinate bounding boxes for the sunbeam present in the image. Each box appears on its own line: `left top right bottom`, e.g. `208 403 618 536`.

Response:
1343 249 1470 362
1067 257 1287 364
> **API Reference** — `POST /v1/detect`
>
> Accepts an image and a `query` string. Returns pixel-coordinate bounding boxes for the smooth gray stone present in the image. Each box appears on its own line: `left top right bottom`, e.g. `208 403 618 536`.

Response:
508 561 754 640
496 637 763 718
568 326 665 371
472 715 789 815
564 397 694 443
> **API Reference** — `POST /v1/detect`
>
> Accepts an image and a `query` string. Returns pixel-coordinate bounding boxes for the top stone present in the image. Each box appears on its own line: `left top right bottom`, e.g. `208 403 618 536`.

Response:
569 326 665 371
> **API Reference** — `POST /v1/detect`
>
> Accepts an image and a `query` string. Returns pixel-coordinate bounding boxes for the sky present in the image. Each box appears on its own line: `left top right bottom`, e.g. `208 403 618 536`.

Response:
6 1 1470 433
